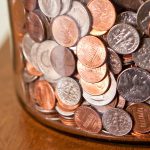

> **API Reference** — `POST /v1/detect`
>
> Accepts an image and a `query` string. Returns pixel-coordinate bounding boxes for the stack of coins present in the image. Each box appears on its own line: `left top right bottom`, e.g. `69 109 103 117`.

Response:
18 0 150 137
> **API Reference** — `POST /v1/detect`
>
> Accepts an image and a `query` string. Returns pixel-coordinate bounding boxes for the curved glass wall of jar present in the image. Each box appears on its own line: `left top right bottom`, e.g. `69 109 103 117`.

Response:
8 0 150 143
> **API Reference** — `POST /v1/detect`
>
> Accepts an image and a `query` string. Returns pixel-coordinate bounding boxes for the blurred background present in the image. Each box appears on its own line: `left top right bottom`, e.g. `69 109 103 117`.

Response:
0 1 9 50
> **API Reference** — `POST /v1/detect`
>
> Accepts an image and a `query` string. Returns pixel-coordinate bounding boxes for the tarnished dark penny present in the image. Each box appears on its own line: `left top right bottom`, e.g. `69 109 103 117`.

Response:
108 48 122 75
77 36 106 68
26 11 46 42
117 68 150 103
38 0 61 18
52 15 79 47
87 0 116 31
56 77 81 107
115 0 142 11
137 0 150 35
127 103 150 133
50 46 75 77
133 38 150 72
77 61 107 83
67 1 91 37
117 11 137 27
23 0 37 11
74 106 102 133
102 108 132 136
33 80 56 110
107 23 140 55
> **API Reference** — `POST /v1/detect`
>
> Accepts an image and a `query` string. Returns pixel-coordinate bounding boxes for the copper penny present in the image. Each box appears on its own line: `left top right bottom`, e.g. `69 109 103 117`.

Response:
80 74 110 96
102 108 133 136
33 80 56 110
90 29 107 36
26 62 43 77
52 15 79 47
77 36 106 68
50 46 75 77
23 0 37 11
127 103 150 134
87 0 116 31
26 11 46 42
74 106 102 133
117 96 126 109
77 61 107 83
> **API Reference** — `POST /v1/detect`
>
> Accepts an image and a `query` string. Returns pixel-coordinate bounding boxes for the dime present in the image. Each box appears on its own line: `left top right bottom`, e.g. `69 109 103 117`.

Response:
108 48 122 75
52 15 79 47
38 0 61 18
107 23 140 55
23 0 37 11
77 61 107 83
67 1 91 37
117 11 137 27
80 74 110 96
50 46 75 77
26 11 46 42
36 40 62 80
137 0 150 35
117 68 150 103
127 103 150 133
78 0 90 4
87 0 116 31
102 108 132 136
26 62 43 76
83 73 117 106
33 80 56 110
92 97 118 114
74 106 102 133
133 38 150 72
56 77 81 106
77 36 106 68
60 0 72 15
22 34 35 63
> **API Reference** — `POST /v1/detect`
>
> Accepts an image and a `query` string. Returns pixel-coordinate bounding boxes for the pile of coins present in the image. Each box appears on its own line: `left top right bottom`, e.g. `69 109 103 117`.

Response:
19 0 150 137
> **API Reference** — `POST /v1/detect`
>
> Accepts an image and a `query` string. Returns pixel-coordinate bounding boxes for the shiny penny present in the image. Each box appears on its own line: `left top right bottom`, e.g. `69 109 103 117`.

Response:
102 108 133 136
74 106 102 133
77 36 106 68
117 68 150 103
87 0 116 31
67 1 91 37
52 15 79 47
127 103 150 134
107 23 140 55
50 46 75 77
80 73 110 96
33 80 56 110
38 0 61 18
77 61 107 83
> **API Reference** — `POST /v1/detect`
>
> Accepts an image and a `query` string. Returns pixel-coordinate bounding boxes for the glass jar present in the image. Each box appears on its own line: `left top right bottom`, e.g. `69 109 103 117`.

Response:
8 0 150 143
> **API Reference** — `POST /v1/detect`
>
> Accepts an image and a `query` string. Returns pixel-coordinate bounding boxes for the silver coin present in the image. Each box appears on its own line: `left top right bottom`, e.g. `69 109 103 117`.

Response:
83 73 117 106
30 43 41 71
67 1 91 37
22 34 35 63
56 77 81 106
102 108 133 136
60 0 72 15
23 70 38 83
77 0 90 4
107 23 140 55
38 0 61 18
36 40 61 80
55 106 75 117
133 38 150 72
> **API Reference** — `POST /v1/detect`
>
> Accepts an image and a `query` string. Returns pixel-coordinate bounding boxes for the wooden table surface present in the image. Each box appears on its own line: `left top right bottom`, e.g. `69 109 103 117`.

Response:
0 38 149 150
